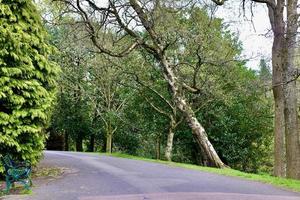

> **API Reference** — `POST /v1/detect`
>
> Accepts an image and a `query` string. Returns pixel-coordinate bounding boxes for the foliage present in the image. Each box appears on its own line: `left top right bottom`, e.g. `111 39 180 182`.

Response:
117 88 170 157
48 23 93 151
44 3 273 173
198 65 273 172
0 0 59 172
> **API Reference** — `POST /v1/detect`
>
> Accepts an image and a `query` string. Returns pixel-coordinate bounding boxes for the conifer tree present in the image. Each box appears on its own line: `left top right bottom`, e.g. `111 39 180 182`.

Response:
0 0 59 171
259 59 272 83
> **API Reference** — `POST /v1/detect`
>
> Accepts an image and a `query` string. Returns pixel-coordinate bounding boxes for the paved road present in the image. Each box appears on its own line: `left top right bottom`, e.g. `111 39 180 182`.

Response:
4 151 300 200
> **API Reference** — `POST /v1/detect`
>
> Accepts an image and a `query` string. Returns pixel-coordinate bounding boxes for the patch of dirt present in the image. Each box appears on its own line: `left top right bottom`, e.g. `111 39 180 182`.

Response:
31 166 77 186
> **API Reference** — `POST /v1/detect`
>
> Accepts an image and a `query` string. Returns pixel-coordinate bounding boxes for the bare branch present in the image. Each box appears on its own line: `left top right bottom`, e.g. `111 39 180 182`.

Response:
251 0 276 10
129 0 162 51
142 94 171 118
182 83 202 94
136 79 175 110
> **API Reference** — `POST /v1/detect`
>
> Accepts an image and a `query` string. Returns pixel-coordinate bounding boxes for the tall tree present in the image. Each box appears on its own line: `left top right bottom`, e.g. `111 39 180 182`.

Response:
258 58 272 99
259 58 272 83
0 0 59 168
242 0 300 179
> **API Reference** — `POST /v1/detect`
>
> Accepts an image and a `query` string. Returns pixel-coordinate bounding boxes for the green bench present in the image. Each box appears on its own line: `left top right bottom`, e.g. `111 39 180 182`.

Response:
1 155 32 193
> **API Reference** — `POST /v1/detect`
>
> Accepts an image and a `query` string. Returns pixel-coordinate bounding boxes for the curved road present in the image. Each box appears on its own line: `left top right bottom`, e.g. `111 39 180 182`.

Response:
4 151 300 200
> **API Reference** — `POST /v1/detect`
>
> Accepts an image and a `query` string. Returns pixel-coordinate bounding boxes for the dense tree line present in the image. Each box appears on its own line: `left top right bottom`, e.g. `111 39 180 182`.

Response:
45 4 273 173
49 0 300 179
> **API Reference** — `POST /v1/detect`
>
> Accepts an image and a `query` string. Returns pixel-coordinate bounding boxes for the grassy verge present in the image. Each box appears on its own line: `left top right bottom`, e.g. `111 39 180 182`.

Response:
100 152 300 193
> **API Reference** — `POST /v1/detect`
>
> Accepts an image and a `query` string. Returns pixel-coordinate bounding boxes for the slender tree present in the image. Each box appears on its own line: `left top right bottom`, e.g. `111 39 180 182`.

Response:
88 56 128 153
135 76 183 161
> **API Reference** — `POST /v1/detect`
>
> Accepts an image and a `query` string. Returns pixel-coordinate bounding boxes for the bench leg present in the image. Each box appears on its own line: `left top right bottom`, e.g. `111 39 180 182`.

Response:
20 178 31 190
25 179 31 190
5 176 11 193
29 177 32 186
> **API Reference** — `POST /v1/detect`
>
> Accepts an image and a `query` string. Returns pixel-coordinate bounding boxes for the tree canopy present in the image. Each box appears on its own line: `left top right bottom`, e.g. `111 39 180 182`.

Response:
44 4 273 173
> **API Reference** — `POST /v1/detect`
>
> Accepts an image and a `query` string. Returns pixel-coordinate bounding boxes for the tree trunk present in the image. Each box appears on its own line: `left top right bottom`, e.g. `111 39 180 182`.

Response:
64 132 69 151
106 133 112 153
160 56 225 168
76 136 83 152
283 2 300 179
268 0 300 179
102 134 106 153
284 71 300 179
156 135 161 159
265 2 288 178
88 134 95 152
165 119 175 161
272 32 286 178
273 87 285 177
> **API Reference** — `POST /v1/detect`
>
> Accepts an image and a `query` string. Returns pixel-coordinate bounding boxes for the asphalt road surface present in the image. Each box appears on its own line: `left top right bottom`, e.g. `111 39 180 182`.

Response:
3 151 300 200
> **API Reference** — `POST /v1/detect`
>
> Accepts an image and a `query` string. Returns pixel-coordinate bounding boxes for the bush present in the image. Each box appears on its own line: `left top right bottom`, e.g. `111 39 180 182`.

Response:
0 0 59 172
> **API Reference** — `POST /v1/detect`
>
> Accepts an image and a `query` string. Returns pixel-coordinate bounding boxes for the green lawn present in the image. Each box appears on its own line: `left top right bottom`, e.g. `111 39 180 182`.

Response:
100 152 300 193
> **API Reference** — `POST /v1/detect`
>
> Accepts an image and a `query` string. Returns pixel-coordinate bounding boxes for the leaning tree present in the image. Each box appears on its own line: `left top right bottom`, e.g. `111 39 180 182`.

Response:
53 0 235 168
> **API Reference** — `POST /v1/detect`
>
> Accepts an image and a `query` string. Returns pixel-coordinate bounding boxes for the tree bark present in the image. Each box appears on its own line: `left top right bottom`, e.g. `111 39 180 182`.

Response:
160 56 225 168
273 84 285 177
165 118 176 161
283 0 300 179
272 17 286 177
106 133 112 153
283 67 300 179
156 135 161 160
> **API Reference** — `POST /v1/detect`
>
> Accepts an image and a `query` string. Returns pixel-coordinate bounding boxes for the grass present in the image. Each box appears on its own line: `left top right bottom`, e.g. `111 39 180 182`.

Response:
99 152 300 193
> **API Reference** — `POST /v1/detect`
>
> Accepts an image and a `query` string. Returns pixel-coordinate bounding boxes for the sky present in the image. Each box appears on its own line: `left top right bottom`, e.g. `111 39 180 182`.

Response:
215 2 272 70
